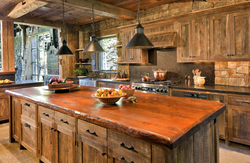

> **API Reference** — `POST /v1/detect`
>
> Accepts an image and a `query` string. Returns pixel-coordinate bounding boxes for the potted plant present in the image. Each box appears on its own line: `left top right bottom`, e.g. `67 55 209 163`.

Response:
73 67 88 78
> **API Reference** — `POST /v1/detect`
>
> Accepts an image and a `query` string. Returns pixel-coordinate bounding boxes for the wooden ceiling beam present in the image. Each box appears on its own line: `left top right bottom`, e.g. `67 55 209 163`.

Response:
44 0 136 20
5 0 48 19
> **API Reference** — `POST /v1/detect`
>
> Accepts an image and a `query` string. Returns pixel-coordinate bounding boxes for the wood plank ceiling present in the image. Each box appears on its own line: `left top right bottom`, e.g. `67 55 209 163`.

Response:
0 0 179 27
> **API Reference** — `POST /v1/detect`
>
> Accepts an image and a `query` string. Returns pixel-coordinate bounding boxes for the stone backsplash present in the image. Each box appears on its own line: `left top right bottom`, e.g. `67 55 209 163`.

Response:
215 62 250 87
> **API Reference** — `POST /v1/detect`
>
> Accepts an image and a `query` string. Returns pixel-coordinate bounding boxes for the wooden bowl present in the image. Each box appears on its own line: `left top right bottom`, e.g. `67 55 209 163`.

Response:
48 83 73 88
91 93 127 104
119 88 135 97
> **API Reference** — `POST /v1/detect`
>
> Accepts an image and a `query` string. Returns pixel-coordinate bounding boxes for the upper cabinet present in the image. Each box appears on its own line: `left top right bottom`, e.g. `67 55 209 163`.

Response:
177 10 250 62
121 30 148 64
209 14 230 60
229 11 250 60
177 18 208 62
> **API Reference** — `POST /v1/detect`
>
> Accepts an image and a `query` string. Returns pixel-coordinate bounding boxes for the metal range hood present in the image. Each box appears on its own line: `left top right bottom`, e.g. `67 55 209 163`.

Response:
146 32 177 49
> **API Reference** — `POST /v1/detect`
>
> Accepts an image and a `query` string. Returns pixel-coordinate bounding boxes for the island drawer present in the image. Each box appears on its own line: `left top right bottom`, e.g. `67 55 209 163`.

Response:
21 100 37 126
78 120 107 146
38 106 55 122
108 130 151 161
20 119 37 156
55 111 76 132
228 95 250 106
108 148 151 163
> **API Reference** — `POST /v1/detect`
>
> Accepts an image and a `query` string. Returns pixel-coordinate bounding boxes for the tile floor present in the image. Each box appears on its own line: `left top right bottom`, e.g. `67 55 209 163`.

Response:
0 122 250 163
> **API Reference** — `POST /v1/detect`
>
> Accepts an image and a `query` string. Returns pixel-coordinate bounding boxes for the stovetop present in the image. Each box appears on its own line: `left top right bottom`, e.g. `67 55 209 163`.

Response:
132 80 181 95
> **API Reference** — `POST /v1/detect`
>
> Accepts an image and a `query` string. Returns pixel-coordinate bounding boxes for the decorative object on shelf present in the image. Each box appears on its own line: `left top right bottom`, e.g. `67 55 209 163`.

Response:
153 69 167 81
125 0 154 49
55 0 74 56
79 58 89 63
82 0 104 53
115 72 121 78
121 71 126 78
73 67 88 77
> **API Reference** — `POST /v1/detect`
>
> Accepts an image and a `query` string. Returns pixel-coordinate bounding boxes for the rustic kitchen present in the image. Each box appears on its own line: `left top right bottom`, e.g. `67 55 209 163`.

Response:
0 0 249 163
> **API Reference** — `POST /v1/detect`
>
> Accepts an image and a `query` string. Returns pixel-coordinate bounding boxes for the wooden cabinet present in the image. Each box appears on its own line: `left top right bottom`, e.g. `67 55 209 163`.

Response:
77 120 108 163
177 18 208 62
121 29 148 64
38 106 77 163
227 95 250 146
108 130 151 163
20 100 38 156
11 97 21 142
0 95 9 121
229 11 250 59
209 14 230 60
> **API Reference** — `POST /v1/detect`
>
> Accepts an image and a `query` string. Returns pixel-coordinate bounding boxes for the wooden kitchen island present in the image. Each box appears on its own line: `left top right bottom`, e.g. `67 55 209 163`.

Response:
5 86 226 163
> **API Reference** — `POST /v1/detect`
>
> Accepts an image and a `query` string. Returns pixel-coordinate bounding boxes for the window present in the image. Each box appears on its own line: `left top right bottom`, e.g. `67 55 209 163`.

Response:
98 36 117 70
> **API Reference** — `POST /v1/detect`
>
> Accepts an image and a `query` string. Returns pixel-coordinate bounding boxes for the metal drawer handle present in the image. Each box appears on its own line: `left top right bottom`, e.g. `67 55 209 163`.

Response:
241 101 250 104
51 128 57 132
60 119 68 124
24 123 30 128
120 157 134 163
120 142 134 150
24 103 30 107
101 152 106 156
86 129 98 137
42 113 49 117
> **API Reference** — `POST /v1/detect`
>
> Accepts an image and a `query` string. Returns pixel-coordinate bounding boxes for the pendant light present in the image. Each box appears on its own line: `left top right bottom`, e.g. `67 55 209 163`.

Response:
126 0 154 49
55 0 74 56
82 0 104 53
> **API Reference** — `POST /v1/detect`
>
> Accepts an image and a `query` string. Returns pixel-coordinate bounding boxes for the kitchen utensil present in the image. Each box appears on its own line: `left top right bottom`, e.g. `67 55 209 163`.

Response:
153 69 167 81
197 77 206 86
91 93 127 104
192 70 195 75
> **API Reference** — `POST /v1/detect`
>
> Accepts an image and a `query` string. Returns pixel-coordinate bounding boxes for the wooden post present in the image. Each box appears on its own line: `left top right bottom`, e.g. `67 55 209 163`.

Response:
1 20 15 72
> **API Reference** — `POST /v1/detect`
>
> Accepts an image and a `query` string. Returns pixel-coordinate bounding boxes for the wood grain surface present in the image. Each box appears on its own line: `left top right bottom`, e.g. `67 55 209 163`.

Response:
5 86 226 149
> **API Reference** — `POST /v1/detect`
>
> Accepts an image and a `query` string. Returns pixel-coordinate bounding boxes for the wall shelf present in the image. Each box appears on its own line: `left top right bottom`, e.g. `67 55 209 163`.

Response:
113 45 122 48
75 63 92 65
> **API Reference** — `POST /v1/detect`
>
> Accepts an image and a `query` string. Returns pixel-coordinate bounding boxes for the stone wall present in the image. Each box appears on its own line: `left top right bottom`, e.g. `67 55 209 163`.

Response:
215 62 250 86
80 0 249 82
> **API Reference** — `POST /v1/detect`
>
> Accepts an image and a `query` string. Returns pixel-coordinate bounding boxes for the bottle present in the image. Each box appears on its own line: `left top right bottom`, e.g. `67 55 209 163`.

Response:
185 75 188 85
188 76 191 86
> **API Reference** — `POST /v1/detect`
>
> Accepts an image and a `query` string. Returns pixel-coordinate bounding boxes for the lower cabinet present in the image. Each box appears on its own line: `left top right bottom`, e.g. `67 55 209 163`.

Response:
227 94 250 146
0 95 9 121
11 97 21 142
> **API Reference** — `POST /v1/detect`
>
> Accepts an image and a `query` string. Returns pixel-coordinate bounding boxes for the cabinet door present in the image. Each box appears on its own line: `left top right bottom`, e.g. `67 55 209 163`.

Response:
177 20 192 62
78 135 108 163
192 17 209 60
230 11 250 59
209 14 230 60
0 95 9 121
12 97 21 142
55 127 76 163
122 30 133 62
38 106 55 163
228 105 250 145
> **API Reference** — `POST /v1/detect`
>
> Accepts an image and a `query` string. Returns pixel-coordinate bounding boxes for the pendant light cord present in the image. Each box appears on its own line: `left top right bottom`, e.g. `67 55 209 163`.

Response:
62 0 66 41
137 0 140 24
92 0 95 36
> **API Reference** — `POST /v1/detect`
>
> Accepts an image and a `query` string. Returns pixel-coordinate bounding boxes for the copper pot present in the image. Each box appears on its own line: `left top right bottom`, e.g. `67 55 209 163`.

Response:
141 73 150 82
153 69 167 81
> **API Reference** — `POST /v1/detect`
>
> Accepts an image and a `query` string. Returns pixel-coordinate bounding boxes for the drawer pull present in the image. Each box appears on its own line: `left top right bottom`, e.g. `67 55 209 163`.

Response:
101 152 106 156
24 103 30 107
60 119 69 124
51 128 57 132
120 142 134 150
241 101 250 104
42 113 49 117
120 157 134 163
24 123 30 128
86 129 98 137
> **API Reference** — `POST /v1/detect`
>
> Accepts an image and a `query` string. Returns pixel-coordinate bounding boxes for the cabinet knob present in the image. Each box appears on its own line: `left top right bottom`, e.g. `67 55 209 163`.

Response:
42 113 49 117
24 103 30 107
24 123 30 128
120 157 134 163
227 54 230 56
101 152 106 156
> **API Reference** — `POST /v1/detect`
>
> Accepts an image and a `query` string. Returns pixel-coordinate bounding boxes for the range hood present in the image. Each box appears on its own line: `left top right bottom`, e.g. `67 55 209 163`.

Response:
147 32 177 49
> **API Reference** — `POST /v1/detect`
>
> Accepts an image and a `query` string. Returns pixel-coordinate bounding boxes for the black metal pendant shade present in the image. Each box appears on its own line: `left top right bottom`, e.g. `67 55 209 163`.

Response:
55 40 74 56
126 23 154 49
82 35 105 53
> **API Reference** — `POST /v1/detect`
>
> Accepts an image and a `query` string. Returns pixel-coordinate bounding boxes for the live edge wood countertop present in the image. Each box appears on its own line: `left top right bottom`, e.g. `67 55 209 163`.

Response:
5 86 226 149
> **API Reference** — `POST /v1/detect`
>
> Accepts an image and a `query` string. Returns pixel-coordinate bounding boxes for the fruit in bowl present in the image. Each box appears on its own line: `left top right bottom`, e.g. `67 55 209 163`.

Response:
119 84 135 97
48 77 74 88
92 88 126 104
